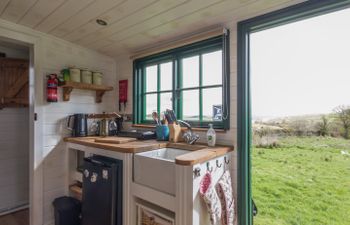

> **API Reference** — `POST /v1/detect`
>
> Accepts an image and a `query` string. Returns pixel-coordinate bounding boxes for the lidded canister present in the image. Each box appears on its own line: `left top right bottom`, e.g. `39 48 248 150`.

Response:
60 68 70 81
69 67 81 82
92 71 103 85
81 69 92 84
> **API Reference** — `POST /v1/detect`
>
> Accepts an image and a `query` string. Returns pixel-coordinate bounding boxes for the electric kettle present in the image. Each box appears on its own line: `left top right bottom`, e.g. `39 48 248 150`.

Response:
67 114 88 137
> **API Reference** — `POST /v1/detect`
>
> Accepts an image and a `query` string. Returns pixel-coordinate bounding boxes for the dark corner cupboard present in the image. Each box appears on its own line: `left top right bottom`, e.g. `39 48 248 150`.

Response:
82 155 123 225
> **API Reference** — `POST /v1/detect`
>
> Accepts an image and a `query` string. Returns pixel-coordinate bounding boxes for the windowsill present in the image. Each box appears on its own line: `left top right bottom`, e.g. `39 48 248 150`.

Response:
132 124 227 133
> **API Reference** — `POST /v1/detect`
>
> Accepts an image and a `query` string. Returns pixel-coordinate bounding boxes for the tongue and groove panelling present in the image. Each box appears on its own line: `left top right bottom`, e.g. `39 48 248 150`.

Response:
40 37 117 225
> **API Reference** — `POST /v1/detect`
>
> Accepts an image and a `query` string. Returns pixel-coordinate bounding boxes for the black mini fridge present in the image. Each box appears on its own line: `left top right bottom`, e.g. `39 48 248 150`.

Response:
81 155 123 225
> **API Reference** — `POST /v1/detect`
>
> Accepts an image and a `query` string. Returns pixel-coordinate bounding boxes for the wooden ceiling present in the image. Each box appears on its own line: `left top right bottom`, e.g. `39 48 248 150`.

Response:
0 0 303 57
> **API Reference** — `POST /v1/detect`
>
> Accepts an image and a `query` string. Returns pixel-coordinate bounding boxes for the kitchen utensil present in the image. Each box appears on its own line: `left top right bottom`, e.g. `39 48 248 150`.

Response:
160 112 167 125
81 69 92 84
156 125 170 141
89 119 99 135
152 111 160 125
164 110 172 124
94 137 137 144
69 68 81 82
169 110 177 124
168 123 182 142
165 109 177 124
108 120 118 136
99 118 109 137
67 114 88 137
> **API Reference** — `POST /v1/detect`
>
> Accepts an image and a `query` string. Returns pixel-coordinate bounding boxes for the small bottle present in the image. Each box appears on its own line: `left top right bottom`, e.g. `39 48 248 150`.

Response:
207 124 216 147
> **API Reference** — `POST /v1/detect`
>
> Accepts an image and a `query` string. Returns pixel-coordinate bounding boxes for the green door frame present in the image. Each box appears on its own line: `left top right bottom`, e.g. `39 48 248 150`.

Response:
237 0 350 224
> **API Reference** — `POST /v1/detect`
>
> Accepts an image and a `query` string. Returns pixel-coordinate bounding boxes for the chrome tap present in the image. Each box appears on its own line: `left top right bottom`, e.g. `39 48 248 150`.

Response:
177 120 200 145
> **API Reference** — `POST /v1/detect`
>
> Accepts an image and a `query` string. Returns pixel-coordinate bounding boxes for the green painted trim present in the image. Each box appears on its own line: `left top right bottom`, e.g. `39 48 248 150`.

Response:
199 54 203 123
157 64 161 114
178 58 183 119
237 1 350 225
133 35 230 129
223 31 230 130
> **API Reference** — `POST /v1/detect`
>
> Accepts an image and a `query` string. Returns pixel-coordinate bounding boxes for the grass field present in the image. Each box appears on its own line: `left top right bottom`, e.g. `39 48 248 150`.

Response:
252 136 350 225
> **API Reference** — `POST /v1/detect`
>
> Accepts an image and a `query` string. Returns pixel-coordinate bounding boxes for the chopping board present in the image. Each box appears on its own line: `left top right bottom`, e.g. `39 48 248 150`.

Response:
94 137 137 144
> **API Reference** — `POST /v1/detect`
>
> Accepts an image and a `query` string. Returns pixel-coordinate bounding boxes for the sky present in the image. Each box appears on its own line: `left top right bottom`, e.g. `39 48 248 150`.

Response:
251 7 350 119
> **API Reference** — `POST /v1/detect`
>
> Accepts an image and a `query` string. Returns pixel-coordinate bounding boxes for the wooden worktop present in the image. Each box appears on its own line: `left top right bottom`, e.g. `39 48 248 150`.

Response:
64 136 233 166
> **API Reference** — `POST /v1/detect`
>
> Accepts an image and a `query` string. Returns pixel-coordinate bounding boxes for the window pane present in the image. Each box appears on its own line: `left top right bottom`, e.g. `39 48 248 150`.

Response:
182 90 199 121
146 65 157 92
202 50 222 86
182 55 199 88
160 62 172 91
145 94 157 120
160 92 172 113
202 87 223 121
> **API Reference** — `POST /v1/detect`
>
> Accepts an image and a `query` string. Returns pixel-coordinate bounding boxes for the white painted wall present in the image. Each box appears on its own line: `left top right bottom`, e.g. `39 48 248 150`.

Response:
41 38 117 224
0 18 117 225
0 108 29 214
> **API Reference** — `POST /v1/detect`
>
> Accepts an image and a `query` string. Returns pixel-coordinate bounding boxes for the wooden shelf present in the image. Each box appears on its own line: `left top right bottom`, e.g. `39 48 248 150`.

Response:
59 81 113 103
87 112 121 119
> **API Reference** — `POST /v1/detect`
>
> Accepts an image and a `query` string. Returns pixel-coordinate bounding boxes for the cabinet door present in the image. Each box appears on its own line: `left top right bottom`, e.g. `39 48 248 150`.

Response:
0 58 29 107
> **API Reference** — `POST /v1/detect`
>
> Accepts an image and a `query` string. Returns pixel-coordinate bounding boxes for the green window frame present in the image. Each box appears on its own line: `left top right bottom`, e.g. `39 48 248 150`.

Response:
133 33 230 129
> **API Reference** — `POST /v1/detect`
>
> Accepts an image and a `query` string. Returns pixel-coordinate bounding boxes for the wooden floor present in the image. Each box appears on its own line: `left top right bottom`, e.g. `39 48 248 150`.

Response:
0 209 29 225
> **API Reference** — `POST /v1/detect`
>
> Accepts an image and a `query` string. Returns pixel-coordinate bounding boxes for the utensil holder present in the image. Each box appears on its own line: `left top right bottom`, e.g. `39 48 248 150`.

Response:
168 123 181 143
156 125 169 141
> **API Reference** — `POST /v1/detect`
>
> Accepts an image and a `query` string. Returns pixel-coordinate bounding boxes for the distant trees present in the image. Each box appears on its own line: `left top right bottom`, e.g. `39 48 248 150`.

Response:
252 106 350 141
317 116 330 136
334 105 350 139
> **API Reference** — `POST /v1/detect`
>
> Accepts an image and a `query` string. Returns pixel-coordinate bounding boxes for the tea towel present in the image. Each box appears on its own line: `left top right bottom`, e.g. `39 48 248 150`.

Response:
216 170 235 225
199 172 221 225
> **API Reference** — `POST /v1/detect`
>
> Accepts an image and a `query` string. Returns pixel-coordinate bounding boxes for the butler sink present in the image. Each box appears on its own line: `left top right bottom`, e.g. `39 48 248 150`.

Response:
134 148 190 195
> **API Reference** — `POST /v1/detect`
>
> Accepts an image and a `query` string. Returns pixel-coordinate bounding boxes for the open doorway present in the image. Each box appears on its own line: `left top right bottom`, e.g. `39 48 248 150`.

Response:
250 7 350 225
237 1 350 225
0 39 30 225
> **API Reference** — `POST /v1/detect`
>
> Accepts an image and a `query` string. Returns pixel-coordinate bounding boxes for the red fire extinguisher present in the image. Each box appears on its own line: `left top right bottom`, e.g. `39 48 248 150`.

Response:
47 74 58 102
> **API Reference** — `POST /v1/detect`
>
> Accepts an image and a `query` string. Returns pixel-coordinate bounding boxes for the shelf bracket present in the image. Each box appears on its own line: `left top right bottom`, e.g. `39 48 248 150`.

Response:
63 87 73 101
96 90 106 103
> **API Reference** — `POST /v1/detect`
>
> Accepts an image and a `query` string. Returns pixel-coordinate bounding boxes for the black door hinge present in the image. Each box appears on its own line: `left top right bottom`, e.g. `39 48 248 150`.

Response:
34 113 37 121
253 199 258 216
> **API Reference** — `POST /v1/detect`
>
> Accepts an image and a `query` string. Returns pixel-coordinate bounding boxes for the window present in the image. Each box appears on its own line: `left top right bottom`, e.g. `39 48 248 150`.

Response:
133 34 230 129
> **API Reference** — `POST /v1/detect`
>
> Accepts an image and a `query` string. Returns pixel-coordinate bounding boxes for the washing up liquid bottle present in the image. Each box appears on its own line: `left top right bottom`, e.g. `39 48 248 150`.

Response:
207 123 216 147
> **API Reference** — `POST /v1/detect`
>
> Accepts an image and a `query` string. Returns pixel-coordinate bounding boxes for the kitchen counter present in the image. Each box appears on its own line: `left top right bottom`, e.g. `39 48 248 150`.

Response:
64 136 233 165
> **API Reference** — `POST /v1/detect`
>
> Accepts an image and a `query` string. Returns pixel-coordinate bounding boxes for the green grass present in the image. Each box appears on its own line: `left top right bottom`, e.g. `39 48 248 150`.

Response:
252 136 350 225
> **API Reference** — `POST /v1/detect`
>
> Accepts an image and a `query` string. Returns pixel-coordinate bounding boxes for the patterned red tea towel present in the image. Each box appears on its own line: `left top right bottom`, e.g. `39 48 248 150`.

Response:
199 172 222 225
216 170 235 225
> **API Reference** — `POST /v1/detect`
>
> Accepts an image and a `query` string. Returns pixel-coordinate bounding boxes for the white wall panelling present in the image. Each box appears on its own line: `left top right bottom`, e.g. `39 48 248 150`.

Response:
0 18 117 225
0 108 29 214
